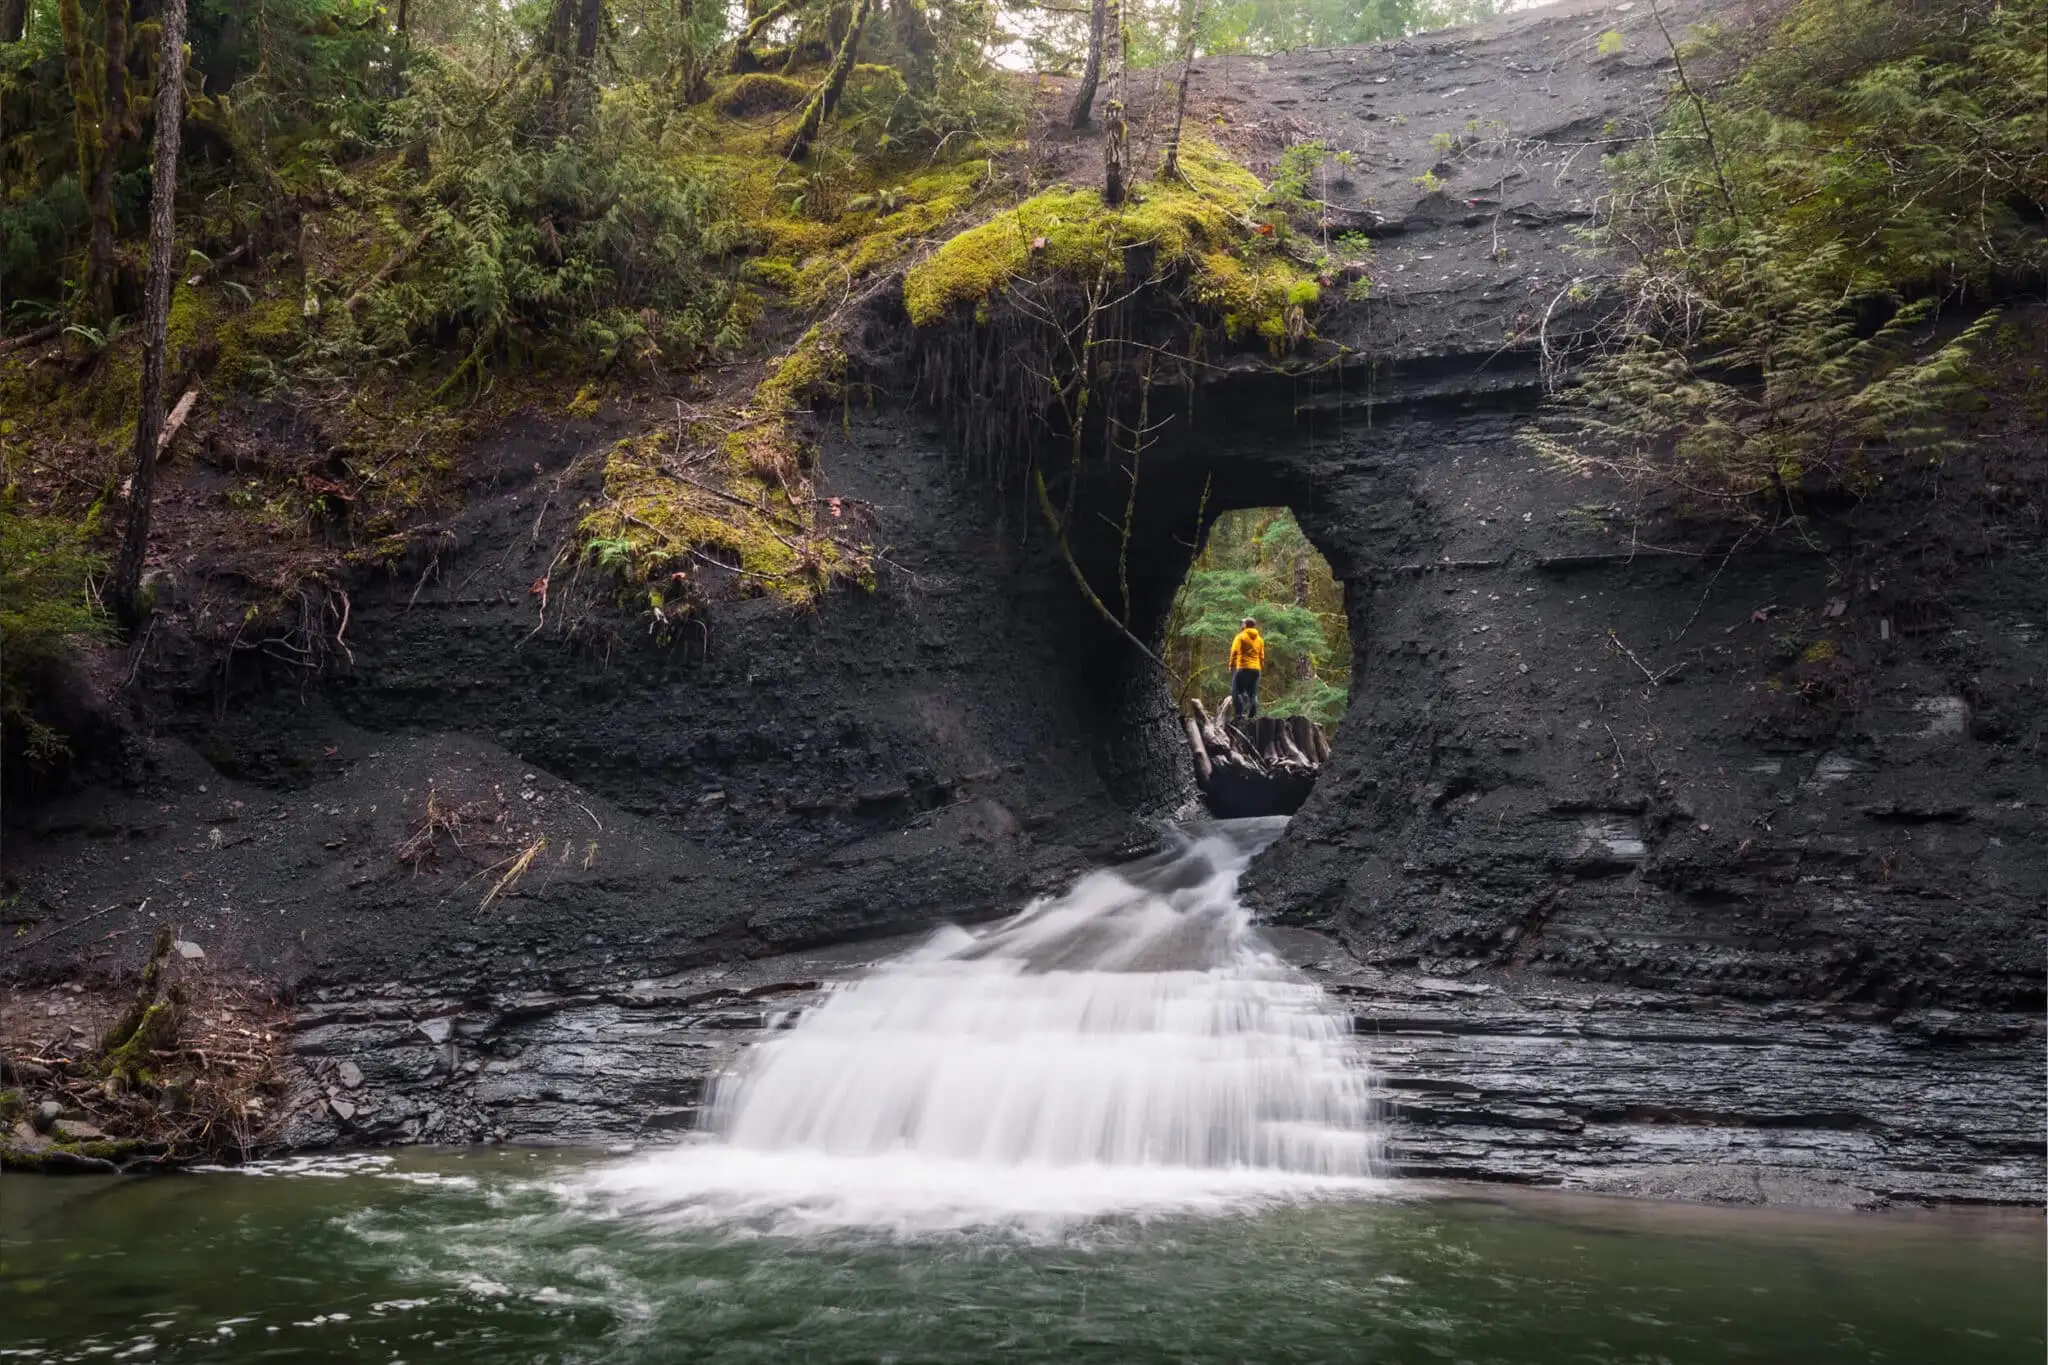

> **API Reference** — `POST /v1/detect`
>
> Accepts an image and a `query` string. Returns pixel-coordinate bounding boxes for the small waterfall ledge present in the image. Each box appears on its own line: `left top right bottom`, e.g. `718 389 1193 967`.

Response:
581 818 1381 1230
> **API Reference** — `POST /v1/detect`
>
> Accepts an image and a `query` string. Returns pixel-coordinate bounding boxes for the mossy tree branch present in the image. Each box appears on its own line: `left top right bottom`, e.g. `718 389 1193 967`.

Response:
784 0 874 160
730 0 812 73
1160 0 1201 181
1100 0 1127 205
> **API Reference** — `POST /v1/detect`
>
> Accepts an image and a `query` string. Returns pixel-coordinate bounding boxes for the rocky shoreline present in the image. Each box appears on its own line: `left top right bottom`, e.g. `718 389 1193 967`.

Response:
7 913 2040 1208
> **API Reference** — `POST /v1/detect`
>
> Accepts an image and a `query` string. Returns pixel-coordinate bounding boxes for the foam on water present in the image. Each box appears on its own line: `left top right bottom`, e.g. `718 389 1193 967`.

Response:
581 817 1382 1232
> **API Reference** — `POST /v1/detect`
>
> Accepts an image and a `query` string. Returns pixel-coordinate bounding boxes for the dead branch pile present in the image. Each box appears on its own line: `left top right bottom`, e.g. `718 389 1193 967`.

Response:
1 929 292 1169
1185 699 1328 818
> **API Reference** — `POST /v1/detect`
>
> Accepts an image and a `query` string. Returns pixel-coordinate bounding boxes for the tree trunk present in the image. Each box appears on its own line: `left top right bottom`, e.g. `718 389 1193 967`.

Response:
674 0 711 98
111 0 186 626
537 0 577 136
390 0 412 96
1183 716 1212 788
61 0 133 324
1160 0 1199 180
89 0 131 320
1100 0 1127 206
565 0 603 130
2 0 28 44
1294 553 1313 681
1068 0 1103 129
783 0 872 160
893 0 935 94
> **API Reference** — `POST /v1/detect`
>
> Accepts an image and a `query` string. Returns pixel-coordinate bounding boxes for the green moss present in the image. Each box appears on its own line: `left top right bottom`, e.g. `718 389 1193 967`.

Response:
580 326 867 610
765 158 995 311
901 137 1319 353
0 1134 147 1171
743 257 803 291
100 998 177 1087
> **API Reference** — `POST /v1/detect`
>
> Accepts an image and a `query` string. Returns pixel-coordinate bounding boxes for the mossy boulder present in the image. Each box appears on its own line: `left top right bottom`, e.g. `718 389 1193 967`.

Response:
0 1130 154 1173
714 73 809 119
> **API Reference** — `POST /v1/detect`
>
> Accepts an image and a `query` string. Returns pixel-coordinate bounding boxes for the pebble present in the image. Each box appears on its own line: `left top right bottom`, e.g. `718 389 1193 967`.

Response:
336 1060 365 1089
330 1098 357 1121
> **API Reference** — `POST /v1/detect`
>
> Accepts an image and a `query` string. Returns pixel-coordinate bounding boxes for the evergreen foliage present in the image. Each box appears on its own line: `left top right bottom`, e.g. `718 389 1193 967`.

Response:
1166 508 1349 725
1528 0 2047 517
354 70 746 378
0 495 108 763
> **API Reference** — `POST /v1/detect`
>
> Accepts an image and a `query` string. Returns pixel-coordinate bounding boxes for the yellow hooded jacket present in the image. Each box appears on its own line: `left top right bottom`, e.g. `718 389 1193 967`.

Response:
1229 627 1265 672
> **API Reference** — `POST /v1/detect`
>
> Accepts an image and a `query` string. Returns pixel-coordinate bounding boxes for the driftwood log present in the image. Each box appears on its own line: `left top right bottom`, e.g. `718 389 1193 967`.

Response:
1185 699 1328 818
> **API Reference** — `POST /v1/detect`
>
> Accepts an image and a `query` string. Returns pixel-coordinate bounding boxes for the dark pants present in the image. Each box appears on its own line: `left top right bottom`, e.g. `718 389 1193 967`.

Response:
1231 667 1261 720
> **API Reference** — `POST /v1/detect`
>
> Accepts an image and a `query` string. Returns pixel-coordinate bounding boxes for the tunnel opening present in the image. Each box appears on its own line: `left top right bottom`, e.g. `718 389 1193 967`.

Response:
1166 508 1348 818
1033 415 1361 826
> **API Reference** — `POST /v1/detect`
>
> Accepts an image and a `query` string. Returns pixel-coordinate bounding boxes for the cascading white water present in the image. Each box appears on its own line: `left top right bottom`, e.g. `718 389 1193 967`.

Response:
583 817 1381 1231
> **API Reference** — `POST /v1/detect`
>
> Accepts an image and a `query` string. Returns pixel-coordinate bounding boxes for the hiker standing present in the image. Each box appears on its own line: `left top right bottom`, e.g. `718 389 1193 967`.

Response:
1228 617 1265 720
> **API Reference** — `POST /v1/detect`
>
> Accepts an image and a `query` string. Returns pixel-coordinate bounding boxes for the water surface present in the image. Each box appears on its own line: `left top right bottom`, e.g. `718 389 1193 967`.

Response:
3 1154 2040 1364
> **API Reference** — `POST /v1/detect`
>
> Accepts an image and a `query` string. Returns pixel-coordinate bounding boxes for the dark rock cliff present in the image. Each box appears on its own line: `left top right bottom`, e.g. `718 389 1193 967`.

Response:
4 0 2040 1200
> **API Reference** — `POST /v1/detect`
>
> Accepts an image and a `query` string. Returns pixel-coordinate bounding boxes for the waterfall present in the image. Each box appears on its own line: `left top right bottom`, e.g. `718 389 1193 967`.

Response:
583 817 1380 1230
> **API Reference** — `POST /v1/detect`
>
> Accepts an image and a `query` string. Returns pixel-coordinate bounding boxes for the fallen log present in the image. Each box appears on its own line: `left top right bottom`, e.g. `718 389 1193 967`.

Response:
1182 715 1213 788
0 321 63 354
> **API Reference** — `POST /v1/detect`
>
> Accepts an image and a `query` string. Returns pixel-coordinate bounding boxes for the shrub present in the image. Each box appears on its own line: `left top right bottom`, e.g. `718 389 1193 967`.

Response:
351 68 746 379
0 497 109 764
1527 0 2046 517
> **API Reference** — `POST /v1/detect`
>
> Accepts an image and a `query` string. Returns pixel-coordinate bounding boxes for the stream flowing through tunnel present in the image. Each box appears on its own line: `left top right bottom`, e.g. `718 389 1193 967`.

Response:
579 816 1381 1232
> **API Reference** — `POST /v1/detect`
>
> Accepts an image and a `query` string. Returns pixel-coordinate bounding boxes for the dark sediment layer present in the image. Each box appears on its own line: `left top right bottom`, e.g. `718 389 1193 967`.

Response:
277 927 2044 1208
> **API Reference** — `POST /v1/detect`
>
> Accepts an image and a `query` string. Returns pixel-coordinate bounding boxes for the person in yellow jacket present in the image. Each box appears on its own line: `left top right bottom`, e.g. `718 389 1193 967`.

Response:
1228 617 1265 720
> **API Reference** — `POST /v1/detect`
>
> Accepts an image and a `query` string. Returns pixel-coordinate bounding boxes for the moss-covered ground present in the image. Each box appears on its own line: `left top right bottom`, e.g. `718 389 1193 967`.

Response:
903 135 1320 352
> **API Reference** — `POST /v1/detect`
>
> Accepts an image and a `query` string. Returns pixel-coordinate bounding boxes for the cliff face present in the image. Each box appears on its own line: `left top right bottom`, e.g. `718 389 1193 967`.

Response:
4 0 2040 1196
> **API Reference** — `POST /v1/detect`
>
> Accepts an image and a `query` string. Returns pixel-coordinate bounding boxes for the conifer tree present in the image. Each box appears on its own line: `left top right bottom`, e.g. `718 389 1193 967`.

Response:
110 0 188 622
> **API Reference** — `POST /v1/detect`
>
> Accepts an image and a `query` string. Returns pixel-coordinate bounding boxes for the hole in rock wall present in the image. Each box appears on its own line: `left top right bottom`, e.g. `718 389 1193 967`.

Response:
1045 439 1356 823
1166 508 1348 819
